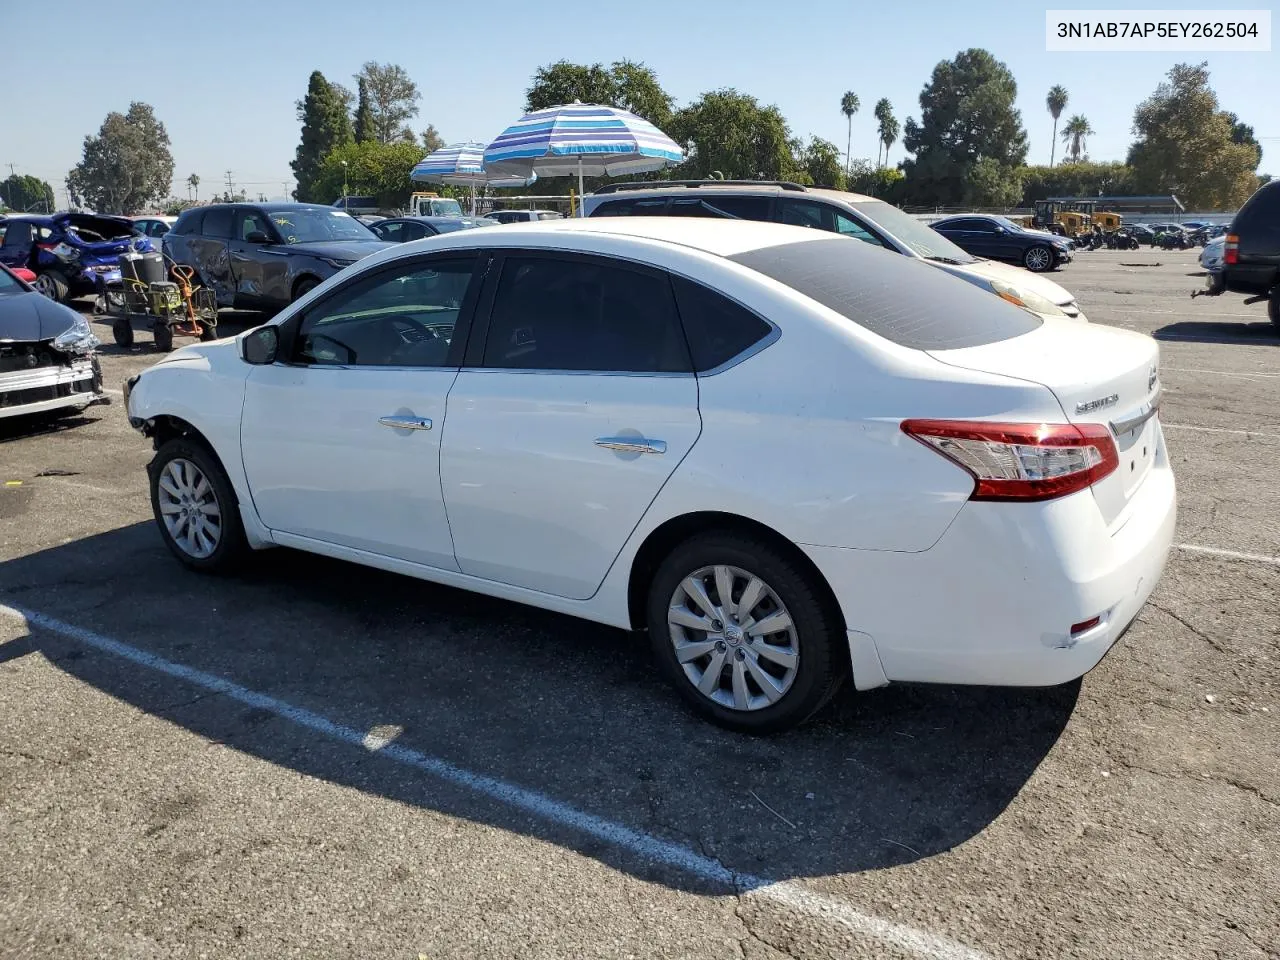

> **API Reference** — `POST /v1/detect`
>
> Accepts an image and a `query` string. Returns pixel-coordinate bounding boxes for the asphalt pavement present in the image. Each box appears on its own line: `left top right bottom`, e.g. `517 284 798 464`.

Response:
1 248 1276 959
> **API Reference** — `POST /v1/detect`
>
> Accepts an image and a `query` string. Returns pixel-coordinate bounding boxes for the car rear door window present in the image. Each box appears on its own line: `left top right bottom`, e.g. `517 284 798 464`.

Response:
697 195 772 221
1 222 31 248
202 208 234 239
730 237 1041 349
671 275 774 371
481 255 691 373
374 221 404 243
401 222 428 241
295 257 477 368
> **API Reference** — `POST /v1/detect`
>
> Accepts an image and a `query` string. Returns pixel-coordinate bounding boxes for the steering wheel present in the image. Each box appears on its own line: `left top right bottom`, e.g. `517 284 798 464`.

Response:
390 315 443 340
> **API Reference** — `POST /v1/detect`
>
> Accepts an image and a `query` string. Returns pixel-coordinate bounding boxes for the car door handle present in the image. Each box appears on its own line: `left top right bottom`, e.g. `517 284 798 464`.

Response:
595 436 666 455
378 415 432 431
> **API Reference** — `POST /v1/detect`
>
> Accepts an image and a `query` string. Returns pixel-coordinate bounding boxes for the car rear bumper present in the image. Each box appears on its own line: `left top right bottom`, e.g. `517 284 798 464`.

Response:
0 355 107 419
803 427 1176 688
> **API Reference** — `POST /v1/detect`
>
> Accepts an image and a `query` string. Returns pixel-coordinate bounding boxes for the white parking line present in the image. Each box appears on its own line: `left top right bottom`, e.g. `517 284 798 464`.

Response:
1175 544 1280 567
0 603 988 960
1163 423 1280 441
1162 367 1280 380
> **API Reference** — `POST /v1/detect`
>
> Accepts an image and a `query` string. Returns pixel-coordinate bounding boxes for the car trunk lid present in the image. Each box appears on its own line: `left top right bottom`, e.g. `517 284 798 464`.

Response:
928 319 1161 527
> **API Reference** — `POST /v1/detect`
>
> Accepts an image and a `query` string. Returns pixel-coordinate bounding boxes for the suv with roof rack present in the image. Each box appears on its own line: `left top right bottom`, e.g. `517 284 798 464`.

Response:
583 181 1086 323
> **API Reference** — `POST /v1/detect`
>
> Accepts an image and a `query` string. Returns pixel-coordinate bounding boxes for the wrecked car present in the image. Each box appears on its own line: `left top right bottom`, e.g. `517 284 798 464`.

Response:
0 262 108 419
0 212 154 304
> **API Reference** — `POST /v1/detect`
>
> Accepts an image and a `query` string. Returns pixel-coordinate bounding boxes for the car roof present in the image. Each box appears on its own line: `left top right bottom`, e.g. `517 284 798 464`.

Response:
390 215 832 260
588 183 879 205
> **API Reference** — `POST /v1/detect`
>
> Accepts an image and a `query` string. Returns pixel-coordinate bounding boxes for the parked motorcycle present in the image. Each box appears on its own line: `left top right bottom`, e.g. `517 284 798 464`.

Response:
1155 229 1193 250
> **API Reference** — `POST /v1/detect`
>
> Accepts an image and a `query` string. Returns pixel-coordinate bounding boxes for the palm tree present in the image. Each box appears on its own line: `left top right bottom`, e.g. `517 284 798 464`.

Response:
840 91 860 177
187 173 200 203
1061 115 1094 164
1046 85 1068 166
874 99 899 170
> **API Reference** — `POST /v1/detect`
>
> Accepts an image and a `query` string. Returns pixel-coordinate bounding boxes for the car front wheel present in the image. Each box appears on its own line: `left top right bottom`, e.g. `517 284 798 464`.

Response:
149 438 247 573
1024 245 1053 272
646 532 844 733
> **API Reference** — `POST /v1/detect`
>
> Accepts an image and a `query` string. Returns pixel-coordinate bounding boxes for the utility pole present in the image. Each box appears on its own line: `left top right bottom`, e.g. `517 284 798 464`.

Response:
5 162 15 178
225 169 235 201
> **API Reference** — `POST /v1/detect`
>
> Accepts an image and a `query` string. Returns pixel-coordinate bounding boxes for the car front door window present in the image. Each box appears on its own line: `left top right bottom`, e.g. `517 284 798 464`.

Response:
295 258 475 368
833 212 886 247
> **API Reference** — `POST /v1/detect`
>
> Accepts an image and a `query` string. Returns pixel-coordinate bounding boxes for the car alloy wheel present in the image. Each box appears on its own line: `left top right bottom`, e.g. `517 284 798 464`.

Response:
1024 246 1052 272
156 457 223 559
33 273 60 300
667 564 800 712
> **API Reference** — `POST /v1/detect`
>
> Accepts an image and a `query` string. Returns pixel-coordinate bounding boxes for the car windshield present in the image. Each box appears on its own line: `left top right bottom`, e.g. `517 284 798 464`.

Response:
991 215 1022 231
431 199 464 217
849 200 977 264
267 208 376 244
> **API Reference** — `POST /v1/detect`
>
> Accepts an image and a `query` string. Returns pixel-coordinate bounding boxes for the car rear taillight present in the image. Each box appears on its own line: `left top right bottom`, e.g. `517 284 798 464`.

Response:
901 419 1120 502
1224 234 1239 265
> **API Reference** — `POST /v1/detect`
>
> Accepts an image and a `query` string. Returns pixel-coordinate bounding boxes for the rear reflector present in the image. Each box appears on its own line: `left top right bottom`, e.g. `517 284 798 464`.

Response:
901 419 1120 501
1071 616 1102 635
1224 234 1239 265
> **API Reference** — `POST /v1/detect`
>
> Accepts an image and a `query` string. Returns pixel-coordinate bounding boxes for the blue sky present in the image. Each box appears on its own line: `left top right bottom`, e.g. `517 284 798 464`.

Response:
1 0 1274 203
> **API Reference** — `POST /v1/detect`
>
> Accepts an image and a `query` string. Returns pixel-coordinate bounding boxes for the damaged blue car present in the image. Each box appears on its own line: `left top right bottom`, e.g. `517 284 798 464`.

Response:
0 212 155 303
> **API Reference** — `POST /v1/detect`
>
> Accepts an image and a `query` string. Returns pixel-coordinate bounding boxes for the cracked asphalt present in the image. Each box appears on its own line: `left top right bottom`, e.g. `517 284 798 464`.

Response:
1 248 1276 959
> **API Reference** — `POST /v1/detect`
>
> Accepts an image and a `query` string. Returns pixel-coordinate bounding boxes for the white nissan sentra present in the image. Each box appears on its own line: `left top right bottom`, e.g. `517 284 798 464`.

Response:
124 217 1175 733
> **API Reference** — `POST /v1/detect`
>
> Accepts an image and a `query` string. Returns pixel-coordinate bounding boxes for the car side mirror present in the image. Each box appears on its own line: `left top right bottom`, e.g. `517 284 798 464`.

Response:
241 326 279 365
246 231 270 244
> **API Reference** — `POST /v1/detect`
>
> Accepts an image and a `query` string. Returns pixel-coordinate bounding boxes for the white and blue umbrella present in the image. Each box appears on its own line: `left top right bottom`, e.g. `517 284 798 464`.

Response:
483 104 684 214
411 142 536 213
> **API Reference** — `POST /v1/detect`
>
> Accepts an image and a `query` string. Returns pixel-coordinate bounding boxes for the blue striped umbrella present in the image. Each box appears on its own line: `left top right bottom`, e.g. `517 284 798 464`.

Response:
411 142 536 213
483 104 684 214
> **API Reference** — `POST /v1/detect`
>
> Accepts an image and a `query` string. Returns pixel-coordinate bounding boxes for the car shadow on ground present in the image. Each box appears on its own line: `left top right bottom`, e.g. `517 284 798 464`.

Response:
1154 318 1279 345
1 522 1079 893
0 410 103 444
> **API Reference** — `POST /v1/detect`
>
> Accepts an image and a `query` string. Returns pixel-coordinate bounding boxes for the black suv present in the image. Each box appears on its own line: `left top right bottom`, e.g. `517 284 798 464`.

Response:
1213 180 1280 327
163 203 392 311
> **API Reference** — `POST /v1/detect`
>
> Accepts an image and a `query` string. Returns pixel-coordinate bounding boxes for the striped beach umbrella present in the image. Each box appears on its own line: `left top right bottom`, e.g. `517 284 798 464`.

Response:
483 104 684 214
411 142 536 213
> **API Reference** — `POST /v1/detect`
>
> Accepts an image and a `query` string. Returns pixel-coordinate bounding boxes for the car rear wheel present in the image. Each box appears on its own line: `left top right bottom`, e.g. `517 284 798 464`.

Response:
1024 245 1053 272
149 438 247 574
646 532 844 733
34 271 69 303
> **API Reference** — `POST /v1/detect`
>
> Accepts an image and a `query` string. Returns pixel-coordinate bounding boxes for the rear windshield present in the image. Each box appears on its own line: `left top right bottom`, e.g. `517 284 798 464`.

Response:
729 238 1042 350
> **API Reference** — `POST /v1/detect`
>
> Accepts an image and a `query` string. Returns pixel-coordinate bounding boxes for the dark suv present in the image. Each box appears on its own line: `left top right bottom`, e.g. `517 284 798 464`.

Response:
163 203 393 311
1212 180 1280 327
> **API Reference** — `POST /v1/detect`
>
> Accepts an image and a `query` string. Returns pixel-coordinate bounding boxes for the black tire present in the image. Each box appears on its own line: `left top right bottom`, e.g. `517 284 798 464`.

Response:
198 322 218 342
646 531 845 733
34 271 69 303
1023 245 1053 272
148 437 247 574
1268 289 1280 329
152 321 174 353
292 276 320 301
111 315 134 348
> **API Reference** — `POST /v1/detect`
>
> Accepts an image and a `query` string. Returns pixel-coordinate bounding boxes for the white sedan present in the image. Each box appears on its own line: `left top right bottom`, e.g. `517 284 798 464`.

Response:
123 217 1176 732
